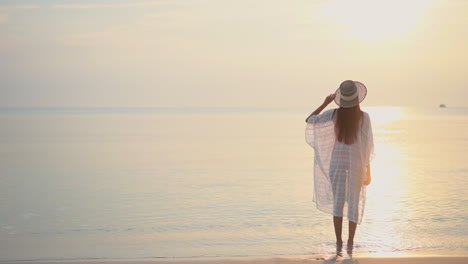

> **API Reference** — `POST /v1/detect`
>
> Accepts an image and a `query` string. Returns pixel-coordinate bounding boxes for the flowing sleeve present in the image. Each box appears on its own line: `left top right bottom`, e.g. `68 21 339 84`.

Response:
305 109 336 149
305 109 336 191
361 112 375 166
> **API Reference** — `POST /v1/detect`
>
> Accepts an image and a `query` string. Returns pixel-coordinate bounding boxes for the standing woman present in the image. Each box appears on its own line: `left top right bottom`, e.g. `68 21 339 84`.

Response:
305 80 374 255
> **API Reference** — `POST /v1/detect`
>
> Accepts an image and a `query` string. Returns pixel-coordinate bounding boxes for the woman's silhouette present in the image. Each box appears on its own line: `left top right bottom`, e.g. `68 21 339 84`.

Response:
305 80 374 256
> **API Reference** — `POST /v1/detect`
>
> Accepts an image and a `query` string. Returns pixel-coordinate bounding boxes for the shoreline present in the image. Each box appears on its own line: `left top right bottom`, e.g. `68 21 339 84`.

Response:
2 252 467 264
2 257 468 264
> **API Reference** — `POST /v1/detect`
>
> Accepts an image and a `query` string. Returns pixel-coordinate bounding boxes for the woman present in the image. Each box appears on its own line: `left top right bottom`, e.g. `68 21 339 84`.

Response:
305 80 374 255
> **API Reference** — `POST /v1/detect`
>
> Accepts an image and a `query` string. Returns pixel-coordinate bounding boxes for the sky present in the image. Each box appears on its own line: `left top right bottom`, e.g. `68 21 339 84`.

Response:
0 0 467 108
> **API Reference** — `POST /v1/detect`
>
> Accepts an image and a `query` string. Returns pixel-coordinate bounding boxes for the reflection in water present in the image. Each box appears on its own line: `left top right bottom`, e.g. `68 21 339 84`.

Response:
0 107 466 261
365 106 404 126
362 107 410 254
320 254 359 264
360 106 467 255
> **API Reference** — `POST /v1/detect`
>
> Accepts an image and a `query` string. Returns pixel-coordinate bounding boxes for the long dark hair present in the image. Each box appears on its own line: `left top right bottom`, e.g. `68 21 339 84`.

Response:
334 105 363 145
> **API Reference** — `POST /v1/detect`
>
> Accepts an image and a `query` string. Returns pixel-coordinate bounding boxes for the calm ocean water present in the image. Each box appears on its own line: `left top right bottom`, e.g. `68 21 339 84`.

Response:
0 107 467 261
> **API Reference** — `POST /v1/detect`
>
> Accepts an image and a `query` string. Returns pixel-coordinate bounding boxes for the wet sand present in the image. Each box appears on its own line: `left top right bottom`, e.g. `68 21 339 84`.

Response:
3 256 467 264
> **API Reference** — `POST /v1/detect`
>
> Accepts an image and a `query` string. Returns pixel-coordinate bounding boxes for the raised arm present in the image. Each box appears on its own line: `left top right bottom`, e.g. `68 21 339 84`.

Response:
305 93 336 122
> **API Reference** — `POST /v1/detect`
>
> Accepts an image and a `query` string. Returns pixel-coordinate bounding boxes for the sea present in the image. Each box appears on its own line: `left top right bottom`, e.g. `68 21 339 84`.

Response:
0 106 467 262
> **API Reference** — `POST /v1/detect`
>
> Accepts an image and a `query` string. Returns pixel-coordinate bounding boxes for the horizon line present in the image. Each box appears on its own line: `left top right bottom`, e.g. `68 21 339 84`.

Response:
0 105 464 109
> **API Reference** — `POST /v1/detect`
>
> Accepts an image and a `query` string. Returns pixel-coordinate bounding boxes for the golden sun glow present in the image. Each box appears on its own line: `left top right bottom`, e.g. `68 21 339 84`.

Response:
320 0 434 40
364 106 404 126
364 108 411 253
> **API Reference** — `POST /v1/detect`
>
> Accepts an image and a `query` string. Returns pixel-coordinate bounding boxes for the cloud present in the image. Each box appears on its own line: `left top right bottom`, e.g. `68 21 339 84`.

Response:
59 10 184 47
61 31 121 47
60 20 161 47
51 1 168 9
0 4 39 11
0 4 38 24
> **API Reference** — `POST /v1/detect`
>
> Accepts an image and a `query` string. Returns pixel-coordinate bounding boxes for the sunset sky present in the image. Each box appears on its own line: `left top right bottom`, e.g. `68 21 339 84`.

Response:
1 0 467 108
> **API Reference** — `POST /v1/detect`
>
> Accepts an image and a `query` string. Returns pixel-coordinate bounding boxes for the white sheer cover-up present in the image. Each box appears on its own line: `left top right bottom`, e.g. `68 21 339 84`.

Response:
305 109 374 224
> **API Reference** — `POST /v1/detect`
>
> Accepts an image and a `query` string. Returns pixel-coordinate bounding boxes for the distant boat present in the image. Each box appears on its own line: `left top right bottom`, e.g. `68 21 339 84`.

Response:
439 104 446 108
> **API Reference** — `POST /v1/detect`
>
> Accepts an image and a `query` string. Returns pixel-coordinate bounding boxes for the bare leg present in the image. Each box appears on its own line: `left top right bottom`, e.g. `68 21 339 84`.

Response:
333 216 343 254
347 221 357 253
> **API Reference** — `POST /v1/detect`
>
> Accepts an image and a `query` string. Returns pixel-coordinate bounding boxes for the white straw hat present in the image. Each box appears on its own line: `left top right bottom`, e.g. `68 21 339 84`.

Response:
334 80 367 108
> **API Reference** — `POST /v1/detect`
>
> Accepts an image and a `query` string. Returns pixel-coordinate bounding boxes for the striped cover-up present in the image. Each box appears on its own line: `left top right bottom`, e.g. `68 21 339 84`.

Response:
305 109 374 224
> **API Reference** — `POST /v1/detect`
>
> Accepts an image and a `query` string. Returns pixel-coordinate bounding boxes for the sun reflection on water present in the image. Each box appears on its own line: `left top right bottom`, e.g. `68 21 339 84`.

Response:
361 106 413 253
364 106 404 126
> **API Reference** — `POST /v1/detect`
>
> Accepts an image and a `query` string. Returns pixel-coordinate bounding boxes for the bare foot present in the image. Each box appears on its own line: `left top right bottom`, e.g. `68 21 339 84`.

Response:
346 240 354 255
336 240 343 256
